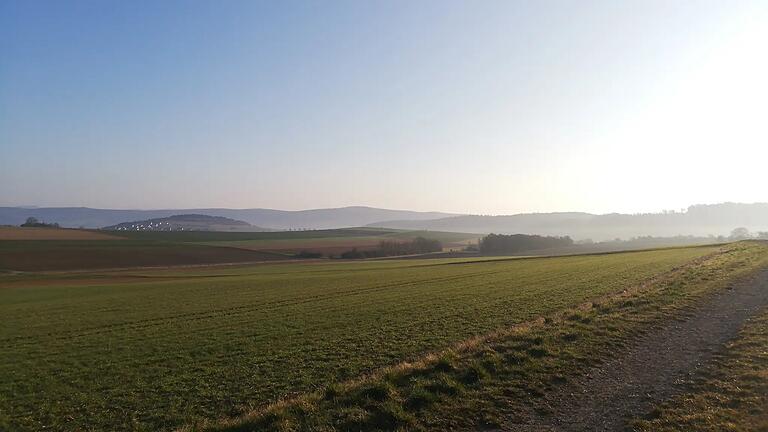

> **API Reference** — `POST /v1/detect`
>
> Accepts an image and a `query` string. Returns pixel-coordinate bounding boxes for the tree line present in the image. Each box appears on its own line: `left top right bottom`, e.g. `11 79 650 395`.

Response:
478 233 573 254
341 237 443 259
20 217 60 228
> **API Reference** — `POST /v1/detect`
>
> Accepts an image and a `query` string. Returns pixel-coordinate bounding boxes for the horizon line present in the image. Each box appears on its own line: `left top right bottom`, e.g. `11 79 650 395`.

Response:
2 201 767 218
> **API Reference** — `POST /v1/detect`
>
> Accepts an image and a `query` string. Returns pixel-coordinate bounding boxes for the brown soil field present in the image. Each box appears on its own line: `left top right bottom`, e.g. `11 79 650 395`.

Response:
0 227 123 240
0 241 291 272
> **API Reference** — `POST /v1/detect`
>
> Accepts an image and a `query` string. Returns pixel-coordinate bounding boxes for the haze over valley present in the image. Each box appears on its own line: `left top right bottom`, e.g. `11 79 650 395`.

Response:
3 202 767 240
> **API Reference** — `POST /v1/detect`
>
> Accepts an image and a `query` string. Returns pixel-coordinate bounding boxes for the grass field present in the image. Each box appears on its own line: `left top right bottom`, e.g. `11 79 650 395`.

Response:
108 227 399 242
200 242 768 432
201 236 391 254
0 245 730 431
111 227 479 254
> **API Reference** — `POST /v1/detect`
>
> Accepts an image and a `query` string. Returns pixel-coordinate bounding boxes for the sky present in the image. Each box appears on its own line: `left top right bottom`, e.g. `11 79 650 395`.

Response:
1 0 767 215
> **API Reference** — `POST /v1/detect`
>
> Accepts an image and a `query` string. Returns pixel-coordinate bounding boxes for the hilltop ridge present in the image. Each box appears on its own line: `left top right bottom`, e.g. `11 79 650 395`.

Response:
2 203 768 240
102 214 269 232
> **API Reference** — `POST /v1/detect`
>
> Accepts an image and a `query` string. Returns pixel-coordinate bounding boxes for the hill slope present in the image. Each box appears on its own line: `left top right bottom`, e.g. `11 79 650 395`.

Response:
370 203 768 240
0 206 455 230
102 214 267 232
4 203 768 239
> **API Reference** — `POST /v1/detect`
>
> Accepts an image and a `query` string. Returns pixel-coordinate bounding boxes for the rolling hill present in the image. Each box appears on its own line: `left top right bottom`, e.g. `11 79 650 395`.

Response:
369 203 768 241
102 214 267 232
4 203 768 240
0 206 455 230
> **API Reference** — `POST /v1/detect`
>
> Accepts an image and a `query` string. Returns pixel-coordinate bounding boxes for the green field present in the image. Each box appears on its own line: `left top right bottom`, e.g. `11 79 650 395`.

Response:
115 228 480 255
109 227 477 244
0 246 721 431
108 227 398 242
205 242 768 432
199 231 477 253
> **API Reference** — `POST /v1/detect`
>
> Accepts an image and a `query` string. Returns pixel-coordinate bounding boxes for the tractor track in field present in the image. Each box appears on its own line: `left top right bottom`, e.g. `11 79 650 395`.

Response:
1 267 518 348
509 266 768 432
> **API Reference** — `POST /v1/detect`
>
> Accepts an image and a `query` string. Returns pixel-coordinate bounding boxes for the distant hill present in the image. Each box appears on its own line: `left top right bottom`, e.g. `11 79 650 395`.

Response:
0 206 456 230
103 214 268 232
369 203 768 241
4 203 767 239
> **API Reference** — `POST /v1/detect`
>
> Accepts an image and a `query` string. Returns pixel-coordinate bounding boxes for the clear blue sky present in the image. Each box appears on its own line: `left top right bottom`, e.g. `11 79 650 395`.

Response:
2 0 766 214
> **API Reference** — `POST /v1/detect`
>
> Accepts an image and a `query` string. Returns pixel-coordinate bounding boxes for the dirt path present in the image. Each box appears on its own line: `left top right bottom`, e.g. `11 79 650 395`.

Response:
514 267 768 431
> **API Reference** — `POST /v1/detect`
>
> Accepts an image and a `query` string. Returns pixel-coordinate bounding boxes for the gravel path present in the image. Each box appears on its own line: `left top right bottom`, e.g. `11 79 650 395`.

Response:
512 267 768 431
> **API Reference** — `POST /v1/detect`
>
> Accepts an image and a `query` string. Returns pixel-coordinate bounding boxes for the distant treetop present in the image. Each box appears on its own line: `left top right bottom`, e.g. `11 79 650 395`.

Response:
21 217 60 228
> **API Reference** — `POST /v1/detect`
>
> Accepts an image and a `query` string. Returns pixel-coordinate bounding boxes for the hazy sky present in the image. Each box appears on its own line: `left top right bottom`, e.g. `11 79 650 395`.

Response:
1 0 766 215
